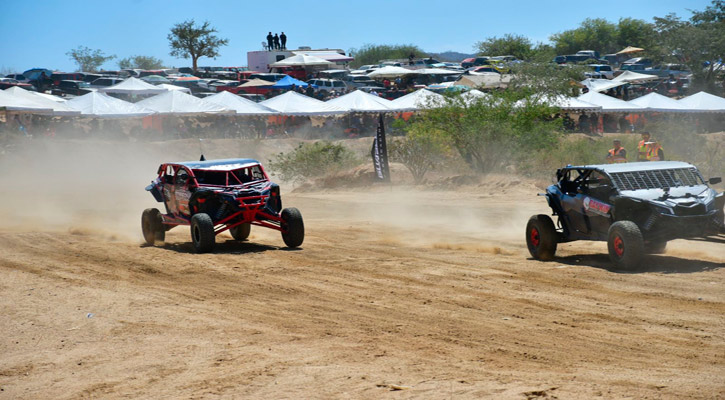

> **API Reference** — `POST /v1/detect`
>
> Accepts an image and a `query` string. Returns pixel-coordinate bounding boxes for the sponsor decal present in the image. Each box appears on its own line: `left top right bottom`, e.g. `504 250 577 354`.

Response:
583 196 611 216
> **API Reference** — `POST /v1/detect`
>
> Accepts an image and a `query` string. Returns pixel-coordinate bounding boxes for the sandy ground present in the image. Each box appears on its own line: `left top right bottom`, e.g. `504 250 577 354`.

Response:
0 139 724 399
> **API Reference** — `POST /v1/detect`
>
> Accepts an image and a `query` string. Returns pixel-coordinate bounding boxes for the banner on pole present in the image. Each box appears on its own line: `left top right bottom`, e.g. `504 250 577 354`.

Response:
370 113 390 182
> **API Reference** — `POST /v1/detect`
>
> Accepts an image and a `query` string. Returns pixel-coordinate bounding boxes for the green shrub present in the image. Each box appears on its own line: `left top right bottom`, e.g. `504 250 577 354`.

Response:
268 141 360 183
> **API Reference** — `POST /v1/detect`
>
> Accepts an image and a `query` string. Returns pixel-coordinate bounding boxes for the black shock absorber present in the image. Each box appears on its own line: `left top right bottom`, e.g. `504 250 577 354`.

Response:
643 212 658 231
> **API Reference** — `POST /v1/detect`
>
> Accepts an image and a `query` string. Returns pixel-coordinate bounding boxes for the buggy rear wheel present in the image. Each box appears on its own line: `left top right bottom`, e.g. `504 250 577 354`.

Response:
281 208 304 248
608 221 644 270
191 213 215 253
142 208 165 245
230 223 251 241
525 214 558 261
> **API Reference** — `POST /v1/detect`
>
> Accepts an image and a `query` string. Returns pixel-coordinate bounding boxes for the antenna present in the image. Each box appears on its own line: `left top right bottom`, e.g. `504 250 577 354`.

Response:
199 138 206 161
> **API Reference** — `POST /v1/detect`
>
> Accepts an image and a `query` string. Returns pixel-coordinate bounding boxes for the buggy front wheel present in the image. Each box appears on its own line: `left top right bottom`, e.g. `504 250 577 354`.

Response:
191 213 216 253
526 214 558 261
607 221 644 270
142 208 165 245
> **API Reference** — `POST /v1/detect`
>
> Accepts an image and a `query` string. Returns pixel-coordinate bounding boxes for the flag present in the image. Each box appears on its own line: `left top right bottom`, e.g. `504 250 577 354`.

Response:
370 113 390 182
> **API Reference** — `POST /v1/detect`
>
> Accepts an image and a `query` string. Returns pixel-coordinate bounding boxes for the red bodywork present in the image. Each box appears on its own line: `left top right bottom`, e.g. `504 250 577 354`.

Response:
148 160 288 236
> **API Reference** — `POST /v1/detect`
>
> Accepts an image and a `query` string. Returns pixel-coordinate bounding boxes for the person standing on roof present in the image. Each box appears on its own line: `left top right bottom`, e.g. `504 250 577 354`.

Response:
280 32 287 50
606 139 627 163
266 32 273 51
273 33 280 50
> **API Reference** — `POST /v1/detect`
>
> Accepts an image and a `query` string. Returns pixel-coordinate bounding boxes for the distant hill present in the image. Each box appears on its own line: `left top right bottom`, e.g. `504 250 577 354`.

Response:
427 51 476 62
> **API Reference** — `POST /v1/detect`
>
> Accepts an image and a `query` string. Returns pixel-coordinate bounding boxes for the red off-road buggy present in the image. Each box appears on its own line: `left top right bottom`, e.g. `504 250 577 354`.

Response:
142 158 304 253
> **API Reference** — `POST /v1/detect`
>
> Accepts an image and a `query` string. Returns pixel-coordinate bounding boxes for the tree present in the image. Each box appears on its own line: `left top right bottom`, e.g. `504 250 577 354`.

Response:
655 1 725 93
389 133 445 184
347 44 426 68
616 18 660 56
66 46 116 72
550 18 619 55
475 34 533 60
118 55 165 70
168 20 228 71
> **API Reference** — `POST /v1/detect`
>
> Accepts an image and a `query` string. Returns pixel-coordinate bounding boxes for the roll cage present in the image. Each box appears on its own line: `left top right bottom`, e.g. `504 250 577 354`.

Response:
156 162 269 189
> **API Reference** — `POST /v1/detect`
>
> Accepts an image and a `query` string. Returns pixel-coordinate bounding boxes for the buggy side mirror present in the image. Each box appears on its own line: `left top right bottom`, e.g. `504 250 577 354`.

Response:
709 177 721 185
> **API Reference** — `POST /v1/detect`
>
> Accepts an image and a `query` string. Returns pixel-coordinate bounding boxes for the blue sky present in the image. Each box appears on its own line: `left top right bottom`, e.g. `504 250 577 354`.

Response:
0 0 712 73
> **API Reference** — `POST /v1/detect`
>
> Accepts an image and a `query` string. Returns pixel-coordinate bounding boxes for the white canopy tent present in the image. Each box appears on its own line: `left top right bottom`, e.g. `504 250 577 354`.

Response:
628 92 692 113
0 90 53 113
677 91 725 112
98 77 166 95
580 78 626 93
4 87 80 115
612 70 659 83
389 89 445 111
514 95 602 111
136 90 233 114
459 89 491 106
413 68 462 75
157 83 192 94
326 90 395 112
550 96 602 111
367 66 416 78
270 54 334 67
66 92 156 118
260 91 346 115
201 91 277 114
577 91 644 112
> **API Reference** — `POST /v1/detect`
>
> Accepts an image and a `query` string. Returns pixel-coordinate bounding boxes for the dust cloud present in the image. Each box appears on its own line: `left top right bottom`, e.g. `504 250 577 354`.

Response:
0 137 304 242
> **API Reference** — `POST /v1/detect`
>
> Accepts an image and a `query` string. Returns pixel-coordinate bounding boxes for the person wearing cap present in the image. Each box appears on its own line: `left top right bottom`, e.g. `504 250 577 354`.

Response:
607 139 627 163
646 140 665 161
637 132 651 161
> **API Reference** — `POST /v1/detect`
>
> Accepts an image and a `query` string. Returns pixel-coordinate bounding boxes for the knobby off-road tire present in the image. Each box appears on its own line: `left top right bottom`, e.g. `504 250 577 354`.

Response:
608 221 644 270
281 208 304 248
142 208 165 245
526 214 558 261
191 213 216 253
644 240 667 254
230 223 251 241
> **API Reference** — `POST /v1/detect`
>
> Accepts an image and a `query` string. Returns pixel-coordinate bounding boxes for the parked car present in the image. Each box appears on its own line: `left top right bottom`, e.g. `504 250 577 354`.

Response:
239 93 265 102
80 73 104 83
317 69 348 80
51 80 94 96
526 161 724 270
621 57 653 68
576 50 600 59
352 65 378 74
588 64 614 79
248 73 287 82
269 66 307 80
345 75 377 88
307 78 347 92
50 72 85 86
5 73 29 83
648 64 692 78
461 57 490 69
211 80 245 93
142 158 304 253
0 78 34 90
89 77 125 88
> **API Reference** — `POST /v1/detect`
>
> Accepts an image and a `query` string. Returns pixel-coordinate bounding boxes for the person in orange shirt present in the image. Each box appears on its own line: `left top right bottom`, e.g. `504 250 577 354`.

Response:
606 139 627 163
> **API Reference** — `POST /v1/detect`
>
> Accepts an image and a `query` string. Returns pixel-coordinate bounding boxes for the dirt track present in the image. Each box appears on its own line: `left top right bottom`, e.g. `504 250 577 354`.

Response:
1 139 724 399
